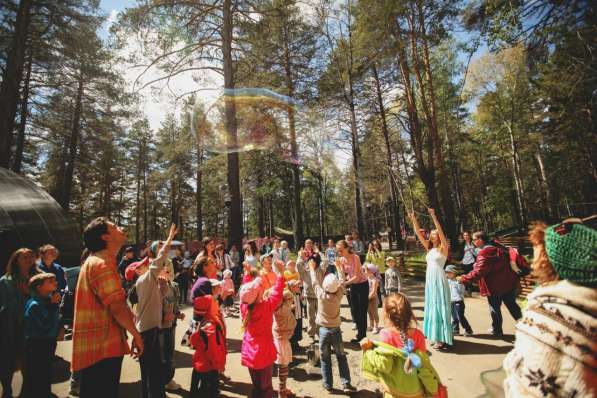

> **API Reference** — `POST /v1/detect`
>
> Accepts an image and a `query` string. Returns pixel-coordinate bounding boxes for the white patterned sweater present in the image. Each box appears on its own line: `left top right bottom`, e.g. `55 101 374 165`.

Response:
503 280 597 397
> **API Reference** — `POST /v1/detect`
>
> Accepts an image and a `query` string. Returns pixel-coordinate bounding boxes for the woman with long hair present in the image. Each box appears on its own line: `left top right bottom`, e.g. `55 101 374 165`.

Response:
503 220 597 397
336 239 369 343
0 248 40 397
409 208 453 350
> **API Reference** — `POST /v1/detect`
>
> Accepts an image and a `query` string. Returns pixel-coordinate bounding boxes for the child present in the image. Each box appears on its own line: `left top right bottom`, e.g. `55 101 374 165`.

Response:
366 264 381 334
21 273 62 398
360 293 446 397
159 262 185 391
239 260 286 398
190 295 226 396
221 269 236 317
310 261 355 393
445 265 473 336
135 224 177 398
273 280 301 398
285 261 304 350
384 256 401 294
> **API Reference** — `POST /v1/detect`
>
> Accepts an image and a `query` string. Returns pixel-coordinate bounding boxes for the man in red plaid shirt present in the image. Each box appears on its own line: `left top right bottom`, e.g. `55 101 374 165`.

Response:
72 217 144 398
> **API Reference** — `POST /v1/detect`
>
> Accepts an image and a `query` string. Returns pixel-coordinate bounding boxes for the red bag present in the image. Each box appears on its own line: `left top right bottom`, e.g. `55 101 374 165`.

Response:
436 384 448 398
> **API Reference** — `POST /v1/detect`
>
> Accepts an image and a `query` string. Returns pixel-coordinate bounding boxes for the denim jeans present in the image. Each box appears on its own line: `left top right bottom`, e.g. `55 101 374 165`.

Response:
319 326 351 389
487 289 522 335
159 326 176 384
451 301 473 333
139 328 166 398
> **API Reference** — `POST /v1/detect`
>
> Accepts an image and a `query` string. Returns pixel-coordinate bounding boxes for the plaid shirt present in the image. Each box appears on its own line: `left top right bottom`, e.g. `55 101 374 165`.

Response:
71 251 130 371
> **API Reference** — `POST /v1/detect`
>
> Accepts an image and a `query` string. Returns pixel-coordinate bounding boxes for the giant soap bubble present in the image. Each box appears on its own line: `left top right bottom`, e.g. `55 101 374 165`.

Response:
0 168 81 273
191 88 297 154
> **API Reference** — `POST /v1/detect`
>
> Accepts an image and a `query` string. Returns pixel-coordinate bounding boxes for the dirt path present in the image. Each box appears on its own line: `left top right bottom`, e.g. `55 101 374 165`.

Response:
8 277 516 397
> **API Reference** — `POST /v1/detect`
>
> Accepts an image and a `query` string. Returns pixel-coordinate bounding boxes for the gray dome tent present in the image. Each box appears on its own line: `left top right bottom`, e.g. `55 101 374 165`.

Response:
0 167 80 273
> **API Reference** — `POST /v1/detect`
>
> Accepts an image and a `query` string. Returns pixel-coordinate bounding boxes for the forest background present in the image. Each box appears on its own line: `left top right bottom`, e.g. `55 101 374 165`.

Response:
0 0 595 250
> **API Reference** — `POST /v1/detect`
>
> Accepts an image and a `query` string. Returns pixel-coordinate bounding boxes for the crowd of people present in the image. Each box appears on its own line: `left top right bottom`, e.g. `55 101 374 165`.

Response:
0 213 595 398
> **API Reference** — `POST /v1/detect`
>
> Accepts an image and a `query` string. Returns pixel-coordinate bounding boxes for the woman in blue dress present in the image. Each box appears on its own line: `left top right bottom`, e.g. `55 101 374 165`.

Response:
409 208 453 350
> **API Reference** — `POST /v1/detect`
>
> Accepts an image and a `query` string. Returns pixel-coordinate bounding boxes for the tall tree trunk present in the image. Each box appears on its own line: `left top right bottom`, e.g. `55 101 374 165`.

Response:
535 147 553 220
372 64 403 249
61 77 84 211
316 173 325 245
170 179 177 224
11 48 32 173
0 0 33 167
222 0 243 249
135 147 142 244
143 166 148 242
268 197 274 237
257 196 266 237
345 3 365 238
507 123 527 226
282 25 303 249
196 146 203 240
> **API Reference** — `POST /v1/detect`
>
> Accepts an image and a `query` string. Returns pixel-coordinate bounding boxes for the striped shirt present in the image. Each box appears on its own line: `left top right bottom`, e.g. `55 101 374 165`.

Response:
71 252 129 371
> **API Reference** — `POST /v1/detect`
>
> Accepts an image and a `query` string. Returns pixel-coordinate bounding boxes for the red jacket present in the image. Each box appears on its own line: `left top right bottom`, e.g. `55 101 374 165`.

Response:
460 245 520 296
190 320 227 372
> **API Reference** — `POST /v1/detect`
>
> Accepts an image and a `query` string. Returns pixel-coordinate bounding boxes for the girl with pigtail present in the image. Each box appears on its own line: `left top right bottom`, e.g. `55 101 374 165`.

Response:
360 292 447 398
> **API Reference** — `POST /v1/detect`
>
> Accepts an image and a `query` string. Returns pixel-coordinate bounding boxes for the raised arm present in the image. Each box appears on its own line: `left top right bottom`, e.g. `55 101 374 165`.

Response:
409 212 430 251
154 224 178 267
428 209 449 257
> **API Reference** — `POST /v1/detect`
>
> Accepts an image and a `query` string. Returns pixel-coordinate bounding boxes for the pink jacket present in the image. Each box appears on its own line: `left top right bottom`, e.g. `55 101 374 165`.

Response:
240 273 285 369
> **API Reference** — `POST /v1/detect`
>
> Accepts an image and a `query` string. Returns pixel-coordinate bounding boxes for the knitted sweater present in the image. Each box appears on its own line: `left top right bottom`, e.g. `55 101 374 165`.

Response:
503 280 597 397
361 340 443 398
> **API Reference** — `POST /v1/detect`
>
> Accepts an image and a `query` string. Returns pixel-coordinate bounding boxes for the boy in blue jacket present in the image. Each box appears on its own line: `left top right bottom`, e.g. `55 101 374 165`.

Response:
21 273 62 398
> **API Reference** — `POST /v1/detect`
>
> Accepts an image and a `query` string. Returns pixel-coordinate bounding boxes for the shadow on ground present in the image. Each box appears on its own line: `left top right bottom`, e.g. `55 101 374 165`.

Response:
452 339 514 355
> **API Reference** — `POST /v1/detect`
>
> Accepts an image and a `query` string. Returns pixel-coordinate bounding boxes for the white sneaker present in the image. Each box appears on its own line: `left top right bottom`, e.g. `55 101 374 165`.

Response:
352 324 357 330
165 379 181 391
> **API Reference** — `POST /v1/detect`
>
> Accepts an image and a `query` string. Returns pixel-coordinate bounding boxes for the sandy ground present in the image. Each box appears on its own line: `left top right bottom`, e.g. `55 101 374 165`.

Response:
6 278 516 398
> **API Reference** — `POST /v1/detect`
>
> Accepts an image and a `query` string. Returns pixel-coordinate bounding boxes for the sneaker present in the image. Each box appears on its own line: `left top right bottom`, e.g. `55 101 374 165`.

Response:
342 384 356 393
350 338 360 344
324 385 333 392
464 330 474 337
165 380 181 391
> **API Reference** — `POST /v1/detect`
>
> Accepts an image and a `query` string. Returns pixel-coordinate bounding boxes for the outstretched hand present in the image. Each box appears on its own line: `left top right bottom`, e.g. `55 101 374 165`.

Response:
274 259 285 274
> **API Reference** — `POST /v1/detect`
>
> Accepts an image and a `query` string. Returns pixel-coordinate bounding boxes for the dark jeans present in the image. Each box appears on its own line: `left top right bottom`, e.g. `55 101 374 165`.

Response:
80 356 123 398
21 337 55 398
159 326 176 384
487 289 522 335
350 281 369 340
248 365 273 398
319 327 351 389
190 369 219 396
451 301 473 334
140 328 165 398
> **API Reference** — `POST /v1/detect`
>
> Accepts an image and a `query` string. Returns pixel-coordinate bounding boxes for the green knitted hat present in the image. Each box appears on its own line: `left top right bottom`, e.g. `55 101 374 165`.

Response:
545 223 597 286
